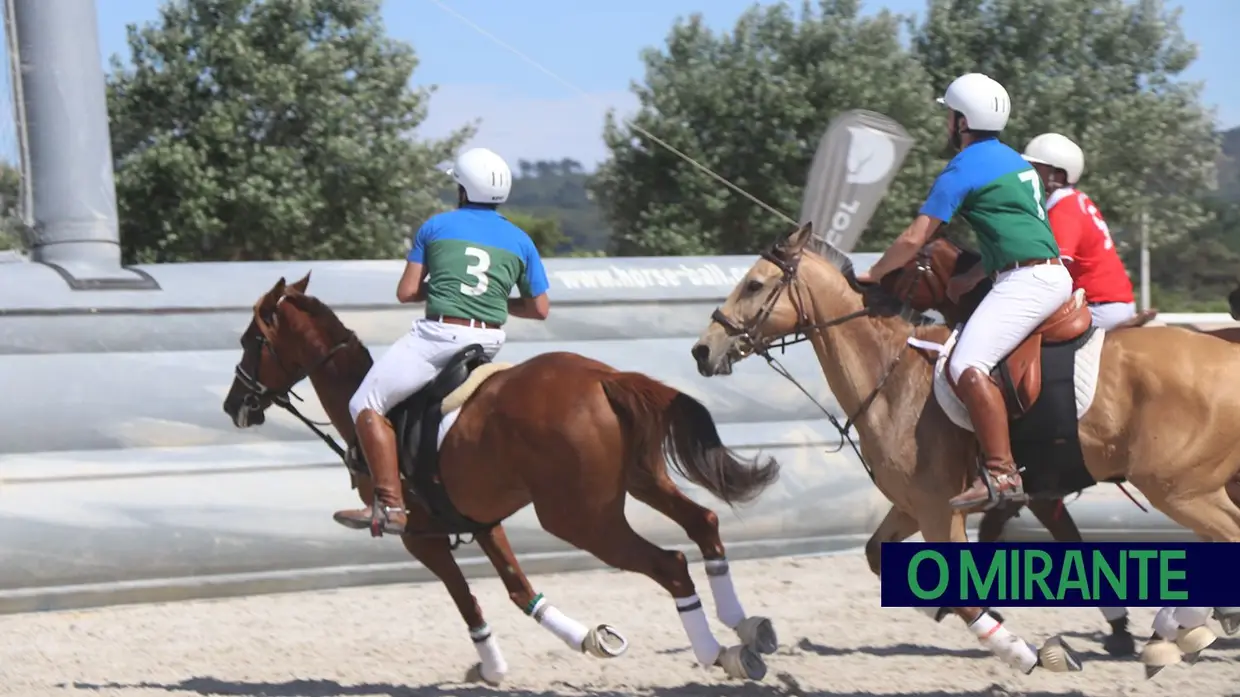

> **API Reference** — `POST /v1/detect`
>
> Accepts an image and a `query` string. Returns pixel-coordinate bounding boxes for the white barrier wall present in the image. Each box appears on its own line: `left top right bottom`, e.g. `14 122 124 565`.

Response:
0 254 1219 613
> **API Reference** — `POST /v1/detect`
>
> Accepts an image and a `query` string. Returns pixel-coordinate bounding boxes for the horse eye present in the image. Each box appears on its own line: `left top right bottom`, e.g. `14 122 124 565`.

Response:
746 279 764 293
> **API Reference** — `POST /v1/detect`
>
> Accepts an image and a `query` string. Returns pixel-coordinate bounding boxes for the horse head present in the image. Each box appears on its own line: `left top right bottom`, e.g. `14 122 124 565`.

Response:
222 272 322 428
691 221 869 377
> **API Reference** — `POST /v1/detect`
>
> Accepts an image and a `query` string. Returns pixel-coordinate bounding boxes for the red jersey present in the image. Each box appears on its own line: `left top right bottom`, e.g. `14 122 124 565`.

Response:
1046 187 1134 304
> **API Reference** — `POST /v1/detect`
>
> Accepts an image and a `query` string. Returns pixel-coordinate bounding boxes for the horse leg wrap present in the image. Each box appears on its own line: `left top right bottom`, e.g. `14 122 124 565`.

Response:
467 623 507 685
704 558 746 628
526 593 589 651
676 594 723 668
969 611 1037 674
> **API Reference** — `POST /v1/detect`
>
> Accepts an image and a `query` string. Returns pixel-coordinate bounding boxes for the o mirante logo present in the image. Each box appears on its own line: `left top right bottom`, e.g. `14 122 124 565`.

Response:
881 543 1235 608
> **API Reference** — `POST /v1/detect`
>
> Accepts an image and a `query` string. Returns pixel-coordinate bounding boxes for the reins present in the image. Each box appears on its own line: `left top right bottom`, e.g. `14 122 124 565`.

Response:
708 242 924 482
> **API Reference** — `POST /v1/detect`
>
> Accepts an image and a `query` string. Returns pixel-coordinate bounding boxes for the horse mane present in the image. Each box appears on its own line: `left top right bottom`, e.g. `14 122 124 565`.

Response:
805 237 861 291
284 291 360 349
807 236 946 336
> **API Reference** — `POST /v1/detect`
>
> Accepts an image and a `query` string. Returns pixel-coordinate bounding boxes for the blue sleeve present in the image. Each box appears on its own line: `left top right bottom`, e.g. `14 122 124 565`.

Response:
406 219 434 264
520 238 550 297
919 162 971 223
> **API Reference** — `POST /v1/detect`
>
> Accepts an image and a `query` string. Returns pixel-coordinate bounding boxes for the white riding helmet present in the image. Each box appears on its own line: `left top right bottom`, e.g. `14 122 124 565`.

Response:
449 147 512 204
1022 132 1085 185
937 73 1011 132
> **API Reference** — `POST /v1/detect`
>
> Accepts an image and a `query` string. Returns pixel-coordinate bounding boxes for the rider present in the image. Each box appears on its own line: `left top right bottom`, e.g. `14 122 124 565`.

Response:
1022 133 1137 329
335 146 551 536
856 73 1074 511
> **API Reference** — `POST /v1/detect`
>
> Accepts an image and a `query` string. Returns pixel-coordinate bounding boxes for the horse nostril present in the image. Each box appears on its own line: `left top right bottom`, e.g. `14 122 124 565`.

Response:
690 344 710 363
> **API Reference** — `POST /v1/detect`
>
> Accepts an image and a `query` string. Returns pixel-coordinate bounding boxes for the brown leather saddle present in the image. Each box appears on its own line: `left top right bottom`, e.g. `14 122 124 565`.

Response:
963 290 1094 418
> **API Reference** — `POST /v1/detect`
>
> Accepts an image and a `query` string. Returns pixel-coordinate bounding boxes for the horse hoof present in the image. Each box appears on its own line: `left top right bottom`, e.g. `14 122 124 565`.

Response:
735 616 778 655
1103 630 1136 657
464 662 503 687
1214 607 1240 636
1037 635 1082 673
717 645 766 681
582 624 628 659
1140 637 1182 677
1175 625 1216 658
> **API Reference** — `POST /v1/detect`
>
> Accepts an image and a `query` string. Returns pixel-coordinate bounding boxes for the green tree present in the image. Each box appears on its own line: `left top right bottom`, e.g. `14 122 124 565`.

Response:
913 0 1221 250
504 210 569 256
0 162 24 252
507 158 611 252
107 0 471 263
593 0 942 256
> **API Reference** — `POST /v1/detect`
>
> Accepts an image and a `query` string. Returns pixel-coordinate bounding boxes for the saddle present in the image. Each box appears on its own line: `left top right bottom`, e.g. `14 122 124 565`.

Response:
950 289 1094 419
348 344 513 534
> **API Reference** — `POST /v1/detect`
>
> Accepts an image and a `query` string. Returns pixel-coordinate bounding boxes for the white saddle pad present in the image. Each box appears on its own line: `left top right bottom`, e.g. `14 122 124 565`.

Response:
926 325 1106 432
438 407 462 448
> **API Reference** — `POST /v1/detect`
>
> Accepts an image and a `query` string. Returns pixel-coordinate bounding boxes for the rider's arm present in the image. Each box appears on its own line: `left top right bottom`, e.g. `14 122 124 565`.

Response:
396 261 426 303
508 237 551 320
863 163 965 282
864 215 942 281
396 220 434 303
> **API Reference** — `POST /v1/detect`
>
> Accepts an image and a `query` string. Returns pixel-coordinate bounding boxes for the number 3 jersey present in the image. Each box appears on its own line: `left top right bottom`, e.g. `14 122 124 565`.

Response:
920 137 1060 276
1044 187 1134 304
408 205 550 326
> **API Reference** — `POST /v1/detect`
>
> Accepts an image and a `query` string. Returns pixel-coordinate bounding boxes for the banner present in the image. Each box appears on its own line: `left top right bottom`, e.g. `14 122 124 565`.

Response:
798 110 915 252
880 542 1240 607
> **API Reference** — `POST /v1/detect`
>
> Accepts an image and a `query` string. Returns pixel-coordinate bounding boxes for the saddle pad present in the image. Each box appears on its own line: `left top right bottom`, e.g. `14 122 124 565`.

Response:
438 407 462 449
930 325 1106 432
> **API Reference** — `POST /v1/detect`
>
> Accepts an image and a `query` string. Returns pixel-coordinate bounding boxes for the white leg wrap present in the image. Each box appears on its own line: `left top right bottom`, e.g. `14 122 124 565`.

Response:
970 612 1037 673
705 558 747 628
1153 606 1179 641
676 594 723 668
469 624 507 684
1173 606 1211 629
1099 607 1128 622
528 594 589 651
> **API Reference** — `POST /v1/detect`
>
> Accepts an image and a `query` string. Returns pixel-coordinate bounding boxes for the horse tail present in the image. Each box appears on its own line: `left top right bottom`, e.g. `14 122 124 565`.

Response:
599 372 780 506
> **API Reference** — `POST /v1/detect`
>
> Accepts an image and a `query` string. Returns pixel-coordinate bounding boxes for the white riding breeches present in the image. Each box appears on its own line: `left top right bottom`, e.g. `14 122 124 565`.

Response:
948 263 1074 384
348 318 506 422
1088 301 1136 330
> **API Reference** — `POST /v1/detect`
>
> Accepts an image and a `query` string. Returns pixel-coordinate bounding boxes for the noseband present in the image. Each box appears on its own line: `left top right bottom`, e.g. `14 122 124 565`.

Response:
709 245 871 359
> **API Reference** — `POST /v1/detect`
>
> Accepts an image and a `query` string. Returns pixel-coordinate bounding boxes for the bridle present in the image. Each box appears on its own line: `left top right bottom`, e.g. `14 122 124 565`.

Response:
232 306 358 461
708 241 922 481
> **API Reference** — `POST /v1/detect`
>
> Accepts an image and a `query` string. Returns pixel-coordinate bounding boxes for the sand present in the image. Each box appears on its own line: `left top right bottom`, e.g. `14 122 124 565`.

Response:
1 552 1236 697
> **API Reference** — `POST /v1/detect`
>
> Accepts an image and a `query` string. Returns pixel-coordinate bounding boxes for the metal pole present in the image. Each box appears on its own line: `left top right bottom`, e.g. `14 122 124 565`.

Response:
10 0 152 288
1139 209 1150 312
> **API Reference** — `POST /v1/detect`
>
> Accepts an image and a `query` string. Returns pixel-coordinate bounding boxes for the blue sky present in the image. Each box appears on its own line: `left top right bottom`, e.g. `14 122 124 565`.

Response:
92 0 1240 169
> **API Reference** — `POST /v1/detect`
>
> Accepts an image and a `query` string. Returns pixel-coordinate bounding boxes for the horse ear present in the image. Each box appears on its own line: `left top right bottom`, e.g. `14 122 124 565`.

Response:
778 221 814 254
290 271 311 294
271 277 287 296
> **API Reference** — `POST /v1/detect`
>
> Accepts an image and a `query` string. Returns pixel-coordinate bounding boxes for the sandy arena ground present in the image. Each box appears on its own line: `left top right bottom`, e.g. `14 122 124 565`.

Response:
1 552 1236 697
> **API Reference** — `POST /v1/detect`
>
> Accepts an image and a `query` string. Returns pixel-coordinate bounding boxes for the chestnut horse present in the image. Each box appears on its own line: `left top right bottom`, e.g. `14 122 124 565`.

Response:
692 222 1240 678
222 274 782 684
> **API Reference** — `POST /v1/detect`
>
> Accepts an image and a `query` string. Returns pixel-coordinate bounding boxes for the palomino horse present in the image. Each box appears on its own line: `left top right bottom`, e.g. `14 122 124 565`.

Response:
872 237 1240 659
691 222 1240 677
878 236 1240 669
222 274 782 684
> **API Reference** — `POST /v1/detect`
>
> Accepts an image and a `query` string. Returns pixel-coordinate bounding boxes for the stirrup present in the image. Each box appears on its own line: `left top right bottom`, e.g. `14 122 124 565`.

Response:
368 501 406 538
983 471 1027 509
